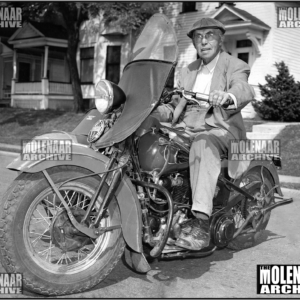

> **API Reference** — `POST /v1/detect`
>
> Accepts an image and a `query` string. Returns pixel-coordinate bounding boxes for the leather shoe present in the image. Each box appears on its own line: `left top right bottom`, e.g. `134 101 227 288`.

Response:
175 218 210 251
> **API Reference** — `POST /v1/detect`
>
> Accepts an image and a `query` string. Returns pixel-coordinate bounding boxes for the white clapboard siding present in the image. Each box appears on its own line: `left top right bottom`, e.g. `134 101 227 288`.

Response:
164 1 300 94
165 2 219 82
272 2 300 82
235 2 275 86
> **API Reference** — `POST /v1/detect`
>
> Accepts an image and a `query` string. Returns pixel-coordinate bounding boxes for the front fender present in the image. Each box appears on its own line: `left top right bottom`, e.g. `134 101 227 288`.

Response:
7 132 143 253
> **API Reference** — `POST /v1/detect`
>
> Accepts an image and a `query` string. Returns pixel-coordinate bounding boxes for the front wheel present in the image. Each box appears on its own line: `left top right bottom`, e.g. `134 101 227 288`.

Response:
0 166 125 296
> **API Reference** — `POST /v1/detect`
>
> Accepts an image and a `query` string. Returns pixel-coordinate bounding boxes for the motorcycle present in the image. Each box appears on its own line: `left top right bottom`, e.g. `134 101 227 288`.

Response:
0 14 293 296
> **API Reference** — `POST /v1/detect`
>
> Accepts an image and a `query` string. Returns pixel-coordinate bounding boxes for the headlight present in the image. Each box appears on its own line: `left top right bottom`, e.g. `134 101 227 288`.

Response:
94 79 126 114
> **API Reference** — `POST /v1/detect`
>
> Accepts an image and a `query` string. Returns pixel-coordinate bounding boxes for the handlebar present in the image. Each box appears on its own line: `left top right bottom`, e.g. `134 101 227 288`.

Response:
174 89 234 108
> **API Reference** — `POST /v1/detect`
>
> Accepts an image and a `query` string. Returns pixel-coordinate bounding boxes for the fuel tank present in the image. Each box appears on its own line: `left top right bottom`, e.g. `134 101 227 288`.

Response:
138 130 178 172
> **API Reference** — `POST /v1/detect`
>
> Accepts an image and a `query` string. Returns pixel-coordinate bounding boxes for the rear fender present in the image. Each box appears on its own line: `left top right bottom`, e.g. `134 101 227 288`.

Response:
236 160 283 196
7 135 143 253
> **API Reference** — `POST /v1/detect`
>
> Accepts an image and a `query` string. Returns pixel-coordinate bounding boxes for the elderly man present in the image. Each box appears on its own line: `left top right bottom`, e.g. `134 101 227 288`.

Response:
152 18 255 251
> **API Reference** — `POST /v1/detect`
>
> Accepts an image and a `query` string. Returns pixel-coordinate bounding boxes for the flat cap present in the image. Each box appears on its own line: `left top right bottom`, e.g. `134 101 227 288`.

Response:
187 18 226 38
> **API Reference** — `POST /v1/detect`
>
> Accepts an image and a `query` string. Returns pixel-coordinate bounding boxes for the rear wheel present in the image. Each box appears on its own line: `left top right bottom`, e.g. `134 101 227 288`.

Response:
0 166 125 296
227 168 274 250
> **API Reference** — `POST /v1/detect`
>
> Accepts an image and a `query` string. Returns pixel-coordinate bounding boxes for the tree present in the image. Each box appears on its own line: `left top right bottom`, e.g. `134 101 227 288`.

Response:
252 61 300 121
5 2 162 113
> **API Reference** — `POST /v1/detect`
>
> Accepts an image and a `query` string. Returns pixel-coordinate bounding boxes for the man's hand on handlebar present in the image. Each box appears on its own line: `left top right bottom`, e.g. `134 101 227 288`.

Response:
170 88 235 125
209 90 232 108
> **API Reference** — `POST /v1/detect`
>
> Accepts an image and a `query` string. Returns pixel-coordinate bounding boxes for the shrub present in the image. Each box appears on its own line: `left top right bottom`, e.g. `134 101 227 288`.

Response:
252 61 300 121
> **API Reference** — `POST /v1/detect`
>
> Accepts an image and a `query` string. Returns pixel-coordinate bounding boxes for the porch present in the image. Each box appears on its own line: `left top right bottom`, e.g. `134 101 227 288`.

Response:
12 80 73 110
8 22 74 110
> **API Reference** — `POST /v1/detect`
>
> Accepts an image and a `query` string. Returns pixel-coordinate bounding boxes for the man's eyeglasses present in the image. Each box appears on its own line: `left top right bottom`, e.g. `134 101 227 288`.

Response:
193 32 216 43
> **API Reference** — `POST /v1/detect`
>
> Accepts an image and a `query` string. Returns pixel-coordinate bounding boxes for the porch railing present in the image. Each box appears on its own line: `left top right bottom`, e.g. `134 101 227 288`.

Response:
13 82 73 95
3 88 11 98
15 82 42 94
49 82 72 95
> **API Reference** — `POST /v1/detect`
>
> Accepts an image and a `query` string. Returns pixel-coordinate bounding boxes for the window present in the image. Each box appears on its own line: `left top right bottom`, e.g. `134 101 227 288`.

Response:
3 61 13 89
80 47 94 84
236 40 252 48
18 62 31 82
238 52 249 64
106 46 121 84
34 62 41 81
181 2 197 13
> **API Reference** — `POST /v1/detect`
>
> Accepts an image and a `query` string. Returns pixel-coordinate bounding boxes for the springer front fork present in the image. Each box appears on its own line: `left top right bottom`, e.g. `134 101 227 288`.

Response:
42 150 128 239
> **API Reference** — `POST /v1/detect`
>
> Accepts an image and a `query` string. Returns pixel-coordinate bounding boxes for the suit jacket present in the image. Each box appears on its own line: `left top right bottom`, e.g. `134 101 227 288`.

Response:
173 51 255 140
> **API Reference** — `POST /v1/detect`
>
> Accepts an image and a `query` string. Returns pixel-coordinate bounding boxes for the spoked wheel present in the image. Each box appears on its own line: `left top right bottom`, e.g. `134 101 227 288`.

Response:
0 166 125 296
227 168 274 250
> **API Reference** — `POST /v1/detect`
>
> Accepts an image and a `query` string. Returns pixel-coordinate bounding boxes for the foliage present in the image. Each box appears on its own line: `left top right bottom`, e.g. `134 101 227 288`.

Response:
252 61 300 121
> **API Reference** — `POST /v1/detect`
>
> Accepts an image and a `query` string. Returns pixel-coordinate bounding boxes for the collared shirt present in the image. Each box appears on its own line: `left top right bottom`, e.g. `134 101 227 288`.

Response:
192 52 237 108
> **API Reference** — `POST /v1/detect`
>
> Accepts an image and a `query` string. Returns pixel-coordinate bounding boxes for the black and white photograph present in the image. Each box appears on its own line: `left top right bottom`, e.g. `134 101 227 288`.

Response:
0 1 299 298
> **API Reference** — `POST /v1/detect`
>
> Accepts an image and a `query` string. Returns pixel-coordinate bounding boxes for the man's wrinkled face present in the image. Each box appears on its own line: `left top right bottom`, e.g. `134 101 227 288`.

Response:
193 28 223 64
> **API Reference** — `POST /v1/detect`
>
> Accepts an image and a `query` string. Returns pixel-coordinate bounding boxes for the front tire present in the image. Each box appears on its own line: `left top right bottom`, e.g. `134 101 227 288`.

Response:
0 166 125 296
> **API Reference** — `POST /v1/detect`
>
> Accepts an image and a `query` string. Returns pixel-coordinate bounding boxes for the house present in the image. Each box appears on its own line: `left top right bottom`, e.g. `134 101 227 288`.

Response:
0 27 17 106
164 1 300 117
2 21 73 110
3 2 299 113
77 18 131 108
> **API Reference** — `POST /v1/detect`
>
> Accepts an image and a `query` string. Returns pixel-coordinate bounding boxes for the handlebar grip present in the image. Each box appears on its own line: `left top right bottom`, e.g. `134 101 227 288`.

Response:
194 92 209 102
222 96 234 108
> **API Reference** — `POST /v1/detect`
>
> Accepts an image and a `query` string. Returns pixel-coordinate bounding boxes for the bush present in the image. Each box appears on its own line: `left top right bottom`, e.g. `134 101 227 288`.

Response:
252 61 300 121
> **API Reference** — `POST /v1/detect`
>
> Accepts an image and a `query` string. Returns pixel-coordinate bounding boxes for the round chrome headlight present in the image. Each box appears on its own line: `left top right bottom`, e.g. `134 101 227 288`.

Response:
95 80 113 114
94 79 126 115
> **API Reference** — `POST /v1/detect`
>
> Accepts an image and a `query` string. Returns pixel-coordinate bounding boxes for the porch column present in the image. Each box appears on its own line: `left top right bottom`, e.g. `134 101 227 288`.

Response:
11 49 17 106
43 45 49 79
12 49 17 79
41 46 49 109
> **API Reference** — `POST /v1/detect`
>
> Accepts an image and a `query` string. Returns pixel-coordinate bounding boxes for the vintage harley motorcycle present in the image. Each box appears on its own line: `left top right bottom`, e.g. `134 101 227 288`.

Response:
0 14 293 296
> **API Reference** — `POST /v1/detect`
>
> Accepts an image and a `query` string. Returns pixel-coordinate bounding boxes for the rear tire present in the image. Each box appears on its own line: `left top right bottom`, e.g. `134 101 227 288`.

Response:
0 166 125 296
227 168 274 250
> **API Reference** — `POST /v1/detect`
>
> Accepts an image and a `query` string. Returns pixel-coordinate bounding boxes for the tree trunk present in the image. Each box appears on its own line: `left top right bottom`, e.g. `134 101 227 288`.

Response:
66 31 84 113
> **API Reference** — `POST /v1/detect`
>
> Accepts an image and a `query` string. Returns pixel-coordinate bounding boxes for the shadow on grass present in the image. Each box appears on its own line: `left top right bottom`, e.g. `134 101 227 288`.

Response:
0 108 67 126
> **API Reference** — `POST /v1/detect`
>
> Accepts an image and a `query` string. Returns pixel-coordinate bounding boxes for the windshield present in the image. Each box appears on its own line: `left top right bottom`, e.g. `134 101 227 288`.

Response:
131 13 178 62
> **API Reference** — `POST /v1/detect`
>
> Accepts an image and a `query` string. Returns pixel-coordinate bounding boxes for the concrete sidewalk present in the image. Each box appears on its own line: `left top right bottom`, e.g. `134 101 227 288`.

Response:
0 143 21 153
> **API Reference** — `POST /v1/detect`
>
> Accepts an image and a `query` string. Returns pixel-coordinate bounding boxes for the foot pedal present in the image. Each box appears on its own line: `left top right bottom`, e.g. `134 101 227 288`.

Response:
162 244 187 254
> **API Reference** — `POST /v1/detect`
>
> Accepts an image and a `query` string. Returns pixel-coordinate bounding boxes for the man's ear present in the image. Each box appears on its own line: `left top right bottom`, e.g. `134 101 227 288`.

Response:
192 39 196 49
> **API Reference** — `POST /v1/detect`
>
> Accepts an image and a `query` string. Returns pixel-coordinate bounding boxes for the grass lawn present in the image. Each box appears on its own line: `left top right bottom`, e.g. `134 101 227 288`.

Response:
1 108 299 177
0 107 84 145
0 108 262 145
276 125 300 177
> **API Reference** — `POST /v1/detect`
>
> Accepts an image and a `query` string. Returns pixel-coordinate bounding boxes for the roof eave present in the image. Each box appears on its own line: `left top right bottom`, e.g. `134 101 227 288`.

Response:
211 4 248 21
9 37 68 48
224 22 270 31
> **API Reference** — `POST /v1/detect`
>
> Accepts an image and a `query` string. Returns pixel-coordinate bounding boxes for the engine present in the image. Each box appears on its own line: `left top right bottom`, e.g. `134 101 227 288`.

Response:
135 116 192 237
134 115 235 248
